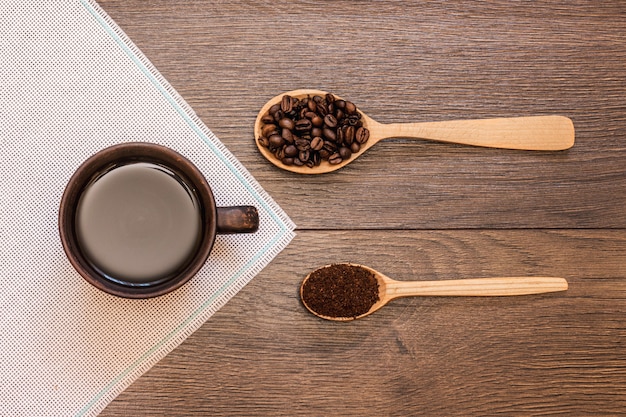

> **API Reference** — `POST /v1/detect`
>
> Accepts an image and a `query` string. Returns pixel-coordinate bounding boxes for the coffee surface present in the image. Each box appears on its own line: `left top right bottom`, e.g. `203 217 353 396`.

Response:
75 162 202 284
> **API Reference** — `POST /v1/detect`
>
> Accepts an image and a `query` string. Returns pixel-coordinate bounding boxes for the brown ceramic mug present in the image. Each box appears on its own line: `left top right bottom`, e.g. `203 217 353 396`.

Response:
59 142 259 298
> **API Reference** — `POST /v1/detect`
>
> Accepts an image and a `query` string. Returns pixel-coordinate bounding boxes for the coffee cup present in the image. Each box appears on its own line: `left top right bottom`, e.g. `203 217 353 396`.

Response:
59 142 259 298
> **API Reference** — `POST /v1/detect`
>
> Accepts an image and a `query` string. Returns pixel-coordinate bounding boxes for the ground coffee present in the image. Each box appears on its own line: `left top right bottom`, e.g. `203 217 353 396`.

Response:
301 264 380 319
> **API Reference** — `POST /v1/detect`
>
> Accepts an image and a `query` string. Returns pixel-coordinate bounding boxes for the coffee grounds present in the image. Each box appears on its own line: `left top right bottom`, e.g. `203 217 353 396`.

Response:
301 264 380 319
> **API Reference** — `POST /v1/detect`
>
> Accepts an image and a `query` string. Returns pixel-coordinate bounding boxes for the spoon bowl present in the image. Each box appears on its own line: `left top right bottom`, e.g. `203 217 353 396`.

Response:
255 89 575 174
300 263 568 321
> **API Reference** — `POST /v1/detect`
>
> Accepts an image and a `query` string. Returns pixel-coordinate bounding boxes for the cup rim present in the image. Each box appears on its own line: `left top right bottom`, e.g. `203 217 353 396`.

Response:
59 142 217 298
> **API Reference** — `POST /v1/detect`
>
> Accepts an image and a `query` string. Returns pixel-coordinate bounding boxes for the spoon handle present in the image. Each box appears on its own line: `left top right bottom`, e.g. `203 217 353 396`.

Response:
371 115 574 150
386 277 568 298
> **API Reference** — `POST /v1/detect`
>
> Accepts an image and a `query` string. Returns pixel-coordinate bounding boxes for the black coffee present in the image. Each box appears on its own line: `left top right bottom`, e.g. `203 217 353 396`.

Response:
75 162 202 285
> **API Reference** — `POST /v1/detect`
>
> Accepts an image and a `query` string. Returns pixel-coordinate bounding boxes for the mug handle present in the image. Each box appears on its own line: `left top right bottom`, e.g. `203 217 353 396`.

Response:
216 206 259 234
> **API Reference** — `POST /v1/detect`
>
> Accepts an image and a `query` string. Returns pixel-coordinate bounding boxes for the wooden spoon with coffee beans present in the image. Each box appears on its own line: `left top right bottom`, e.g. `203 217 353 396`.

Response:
300 263 568 321
255 89 575 174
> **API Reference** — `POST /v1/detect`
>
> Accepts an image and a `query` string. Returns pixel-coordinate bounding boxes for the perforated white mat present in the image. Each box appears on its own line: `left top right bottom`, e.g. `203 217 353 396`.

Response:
0 1 295 416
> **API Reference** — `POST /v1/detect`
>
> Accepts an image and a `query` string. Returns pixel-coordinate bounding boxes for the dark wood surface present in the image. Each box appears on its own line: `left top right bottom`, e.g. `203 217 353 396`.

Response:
97 1 626 415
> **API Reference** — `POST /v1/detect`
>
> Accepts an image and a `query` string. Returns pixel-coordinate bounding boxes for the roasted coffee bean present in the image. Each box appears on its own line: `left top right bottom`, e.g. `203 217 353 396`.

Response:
355 126 370 144
339 146 352 160
258 136 269 148
323 140 337 153
295 118 312 132
268 134 284 149
262 123 278 137
268 103 281 116
311 127 323 138
258 92 370 168
282 128 294 143
311 115 324 127
336 127 344 144
344 101 357 115
279 117 295 130
312 152 321 166
275 147 285 160
328 153 342 165
316 101 328 116
319 149 331 160
295 138 311 151
272 109 284 122
322 127 336 141
344 125 355 145
281 95 293 113
284 144 298 157
310 136 324 151
299 150 310 162
324 114 338 128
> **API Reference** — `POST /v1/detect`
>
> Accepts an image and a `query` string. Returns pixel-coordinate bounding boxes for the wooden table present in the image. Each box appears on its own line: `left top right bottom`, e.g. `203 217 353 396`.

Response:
98 1 626 415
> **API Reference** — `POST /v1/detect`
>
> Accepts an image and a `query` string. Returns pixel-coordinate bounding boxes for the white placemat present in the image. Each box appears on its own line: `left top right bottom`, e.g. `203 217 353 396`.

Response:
0 1 295 416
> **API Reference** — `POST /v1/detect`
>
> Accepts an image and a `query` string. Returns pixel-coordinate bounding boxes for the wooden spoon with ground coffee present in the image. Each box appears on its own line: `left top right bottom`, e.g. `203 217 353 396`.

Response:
255 89 575 174
300 263 568 321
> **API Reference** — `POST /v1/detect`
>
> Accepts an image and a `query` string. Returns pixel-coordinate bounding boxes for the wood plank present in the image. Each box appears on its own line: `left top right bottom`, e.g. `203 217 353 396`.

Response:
98 0 626 229
92 1 626 416
101 229 626 416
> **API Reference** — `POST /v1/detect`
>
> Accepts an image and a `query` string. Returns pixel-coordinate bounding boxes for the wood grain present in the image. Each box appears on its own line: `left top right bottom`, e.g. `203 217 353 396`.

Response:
102 230 626 416
95 1 626 415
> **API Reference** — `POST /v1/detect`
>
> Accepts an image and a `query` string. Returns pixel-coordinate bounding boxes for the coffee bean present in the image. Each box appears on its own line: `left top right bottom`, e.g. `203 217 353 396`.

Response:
299 150 310 162
262 123 278 137
344 101 357 114
284 144 298 157
324 114 338 128
344 125 355 145
295 138 310 151
268 103 281 116
328 153 342 165
268 134 284 149
272 109 284 122
258 136 269 148
319 149 331 160
281 95 293 113
258 92 370 168
322 127 336 141
339 146 352 160
295 118 312 132
355 126 370 144
311 115 324 127
311 127 323 138
279 117 295 130
310 136 324 151
282 128 294 143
